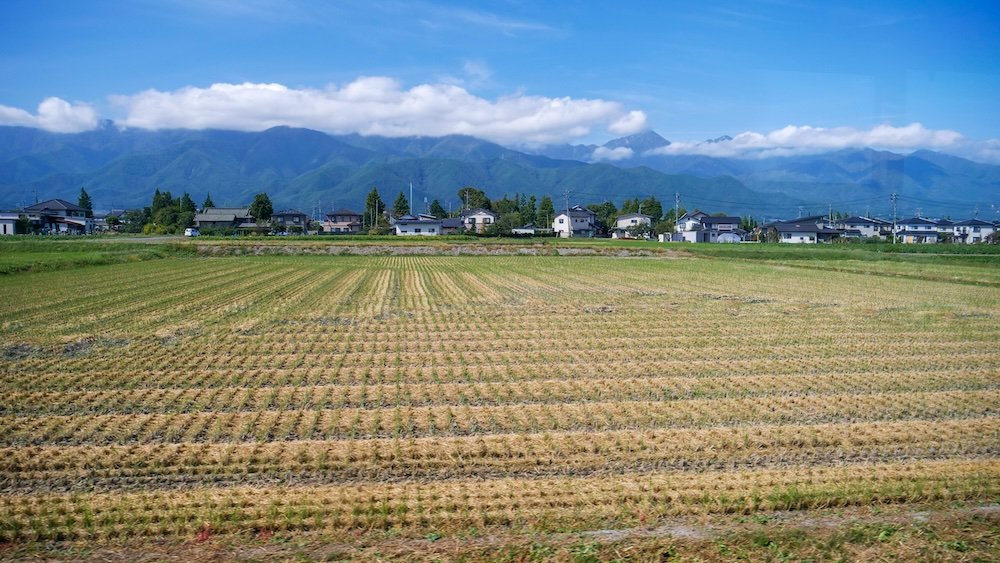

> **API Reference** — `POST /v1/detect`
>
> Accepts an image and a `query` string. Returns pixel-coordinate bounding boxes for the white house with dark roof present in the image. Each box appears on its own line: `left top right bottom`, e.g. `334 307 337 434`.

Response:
553 205 597 237
460 208 498 234
896 217 937 232
952 219 995 244
394 213 442 236
836 216 885 238
675 210 710 233
770 217 840 243
672 213 744 242
612 213 652 239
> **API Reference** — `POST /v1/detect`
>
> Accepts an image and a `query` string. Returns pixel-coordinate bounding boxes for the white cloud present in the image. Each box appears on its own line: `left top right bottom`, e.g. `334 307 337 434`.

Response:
608 110 648 135
110 78 643 145
956 138 1000 164
0 97 98 133
649 123 965 159
590 146 634 161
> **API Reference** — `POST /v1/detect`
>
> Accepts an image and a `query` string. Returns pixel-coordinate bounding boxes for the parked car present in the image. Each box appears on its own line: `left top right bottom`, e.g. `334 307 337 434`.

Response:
184 227 200 237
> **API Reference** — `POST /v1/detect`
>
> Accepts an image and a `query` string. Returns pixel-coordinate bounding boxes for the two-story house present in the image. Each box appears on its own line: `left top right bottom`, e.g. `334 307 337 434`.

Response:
952 219 996 244
612 213 652 239
552 205 597 238
323 208 363 234
271 209 309 233
22 199 94 234
460 208 498 234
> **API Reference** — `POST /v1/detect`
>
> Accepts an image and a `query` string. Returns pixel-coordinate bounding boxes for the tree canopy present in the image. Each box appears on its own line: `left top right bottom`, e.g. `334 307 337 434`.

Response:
249 193 273 224
393 191 410 218
77 188 93 218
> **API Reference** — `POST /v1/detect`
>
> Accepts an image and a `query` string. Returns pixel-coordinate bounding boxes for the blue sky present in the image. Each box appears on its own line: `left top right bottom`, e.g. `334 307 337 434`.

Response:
1 0 999 159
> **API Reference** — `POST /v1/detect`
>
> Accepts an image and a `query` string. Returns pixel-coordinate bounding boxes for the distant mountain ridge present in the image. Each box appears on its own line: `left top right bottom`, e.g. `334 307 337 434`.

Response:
0 124 995 219
532 131 999 217
0 125 802 216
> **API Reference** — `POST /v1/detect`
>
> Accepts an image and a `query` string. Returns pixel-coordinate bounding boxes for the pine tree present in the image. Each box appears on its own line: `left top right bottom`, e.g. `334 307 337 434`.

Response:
429 199 447 219
179 192 197 214
78 187 94 218
202 193 215 211
393 191 410 218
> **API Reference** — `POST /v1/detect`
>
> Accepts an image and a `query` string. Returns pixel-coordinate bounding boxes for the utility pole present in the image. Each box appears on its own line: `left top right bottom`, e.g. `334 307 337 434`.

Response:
890 192 898 244
409 182 413 215
674 192 680 235
563 187 572 238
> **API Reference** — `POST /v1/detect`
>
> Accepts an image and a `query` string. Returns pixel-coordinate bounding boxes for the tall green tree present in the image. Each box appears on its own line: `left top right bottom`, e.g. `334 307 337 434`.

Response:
619 198 639 215
428 199 447 219
458 186 490 210
392 191 410 217
522 195 537 226
77 187 93 218
640 196 663 221
249 192 273 224
536 196 555 227
179 192 197 214
364 187 386 230
202 193 215 210
492 194 519 215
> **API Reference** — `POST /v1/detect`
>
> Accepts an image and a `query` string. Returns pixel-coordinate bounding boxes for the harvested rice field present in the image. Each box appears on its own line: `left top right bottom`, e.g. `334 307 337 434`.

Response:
1 247 998 560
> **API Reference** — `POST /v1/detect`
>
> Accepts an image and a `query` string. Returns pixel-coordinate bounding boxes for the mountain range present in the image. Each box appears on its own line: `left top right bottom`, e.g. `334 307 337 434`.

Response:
0 123 996 219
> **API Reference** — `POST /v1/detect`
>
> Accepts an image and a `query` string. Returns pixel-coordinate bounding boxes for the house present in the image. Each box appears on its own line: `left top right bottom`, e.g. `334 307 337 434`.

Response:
323 208 363 234
271 209 309 233
612 213 652 239
772 220 840 243
673 213 744 243
952 219 996 244
836 216 885 238
460 208 498 234
934 219 954 236
0 212 29 235
394 213 442 236
20 199 94 234
675 210 710 232
194 207 263 233
440 217 463 235
553 205 597 238
895 217 937 233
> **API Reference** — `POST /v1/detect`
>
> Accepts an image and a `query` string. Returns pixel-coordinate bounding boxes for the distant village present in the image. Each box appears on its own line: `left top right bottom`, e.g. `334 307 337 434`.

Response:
1 186 997 244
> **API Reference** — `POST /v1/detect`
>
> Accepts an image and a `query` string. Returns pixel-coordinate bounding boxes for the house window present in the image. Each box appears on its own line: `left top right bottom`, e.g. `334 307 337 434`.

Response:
783 233 791 239
468 218 476 224
484 218 491 224
428 228 435 233
415 228 421 233
558 218 564 224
